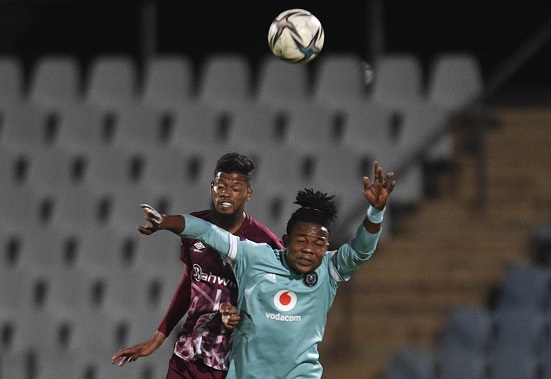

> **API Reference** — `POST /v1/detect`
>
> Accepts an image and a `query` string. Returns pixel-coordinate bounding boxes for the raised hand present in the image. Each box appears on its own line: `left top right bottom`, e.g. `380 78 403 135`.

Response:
136 204 163 235
363 161 396 210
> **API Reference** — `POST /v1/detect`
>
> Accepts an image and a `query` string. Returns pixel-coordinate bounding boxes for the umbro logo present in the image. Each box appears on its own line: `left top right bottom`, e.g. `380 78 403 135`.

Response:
193 242 206 253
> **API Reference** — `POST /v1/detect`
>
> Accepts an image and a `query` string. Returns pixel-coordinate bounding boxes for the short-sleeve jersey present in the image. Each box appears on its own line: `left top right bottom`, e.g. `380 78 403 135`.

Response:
173 210 282 370
180 214 381 379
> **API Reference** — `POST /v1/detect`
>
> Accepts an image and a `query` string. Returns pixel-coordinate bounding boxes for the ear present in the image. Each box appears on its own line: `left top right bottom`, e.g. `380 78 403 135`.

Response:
282 234 289 248
246 186 253 201
210 181 214 193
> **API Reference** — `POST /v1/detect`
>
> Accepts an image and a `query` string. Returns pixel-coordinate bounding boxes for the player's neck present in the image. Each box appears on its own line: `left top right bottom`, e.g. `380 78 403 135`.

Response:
211 209 246 233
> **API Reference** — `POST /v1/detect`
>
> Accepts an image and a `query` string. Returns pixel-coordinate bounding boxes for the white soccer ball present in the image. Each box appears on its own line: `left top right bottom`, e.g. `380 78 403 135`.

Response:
268 9 325 64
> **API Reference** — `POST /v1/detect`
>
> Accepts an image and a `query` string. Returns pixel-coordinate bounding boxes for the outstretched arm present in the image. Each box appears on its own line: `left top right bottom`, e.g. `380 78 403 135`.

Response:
136 204 185 235
362 161 396 234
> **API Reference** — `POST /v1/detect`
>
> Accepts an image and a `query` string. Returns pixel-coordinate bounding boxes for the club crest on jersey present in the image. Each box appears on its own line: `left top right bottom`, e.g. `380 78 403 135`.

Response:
304 272 318 287
193 242 206 253
273 290 297 312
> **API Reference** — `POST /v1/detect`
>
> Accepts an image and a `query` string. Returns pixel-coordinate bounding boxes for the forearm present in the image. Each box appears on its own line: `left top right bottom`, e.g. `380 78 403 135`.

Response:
159 214 186 234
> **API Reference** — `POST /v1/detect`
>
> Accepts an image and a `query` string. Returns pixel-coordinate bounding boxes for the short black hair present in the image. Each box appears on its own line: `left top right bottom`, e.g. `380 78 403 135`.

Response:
286 188 337 234
214 152 256 183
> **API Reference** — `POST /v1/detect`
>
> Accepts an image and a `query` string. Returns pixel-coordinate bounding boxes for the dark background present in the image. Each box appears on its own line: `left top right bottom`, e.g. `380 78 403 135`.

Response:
1 0 550 103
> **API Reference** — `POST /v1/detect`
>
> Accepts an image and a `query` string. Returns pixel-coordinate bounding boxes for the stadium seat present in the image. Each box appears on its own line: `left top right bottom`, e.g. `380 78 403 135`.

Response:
53 103 107 153
85 55 138 111
281 102 337 153
0 184 45 230
0 148 30 186
28 55 82 110
0 104 50 154
197 54 253 109
489 307 546 355
81 146 146 194
34 350 92 379
0 55 24 105
15 226 75 278
438 305 493 354
169 101 228 145
142 54 195 111
427 53 483 111
100 266 161 319
313 53 370 110
42 267 99 319
256 54 311 110
224 103 283 157
486 351 538 379
340 102 397 166
396 101 454 164
24 147 84 191
384 345 436 379
371 53 425 110
74 227 136 277
46 186 110 232
132 231 183 277
0 350 30 379
493 263 551 312
110 104 167 151
435 349 487 379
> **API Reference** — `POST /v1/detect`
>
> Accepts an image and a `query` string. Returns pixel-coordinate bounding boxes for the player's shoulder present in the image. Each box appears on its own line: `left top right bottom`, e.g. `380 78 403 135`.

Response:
242 214 283 248
190 209 212 221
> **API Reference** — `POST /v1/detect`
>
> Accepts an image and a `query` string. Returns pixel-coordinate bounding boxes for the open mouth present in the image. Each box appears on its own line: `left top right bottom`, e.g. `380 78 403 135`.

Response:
219 201 233 209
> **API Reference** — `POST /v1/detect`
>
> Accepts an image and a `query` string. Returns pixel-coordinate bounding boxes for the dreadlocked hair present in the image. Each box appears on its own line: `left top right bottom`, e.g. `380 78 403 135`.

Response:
286 188 337 234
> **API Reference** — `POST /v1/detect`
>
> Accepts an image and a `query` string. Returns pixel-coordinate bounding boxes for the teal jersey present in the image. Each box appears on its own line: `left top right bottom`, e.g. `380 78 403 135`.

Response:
181 215 381 379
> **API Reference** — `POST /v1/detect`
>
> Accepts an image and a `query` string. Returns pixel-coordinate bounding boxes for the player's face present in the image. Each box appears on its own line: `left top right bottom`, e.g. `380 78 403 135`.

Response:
283 221 329 275
211 172 252 215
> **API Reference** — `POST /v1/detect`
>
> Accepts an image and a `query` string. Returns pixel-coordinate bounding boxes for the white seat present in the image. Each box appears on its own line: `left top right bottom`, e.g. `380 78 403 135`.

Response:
53 103 106 153
142 55 195 111
372 54 425 111
101 267 160 319
0 148 30 186
0 350 30 378
427 52 483 111
281 102 337 153
0 104 49 154
25 147 84 191
47 186 108 232
0 56 24 106
255 55 310 111
110 105 166 151
313 53 370 110
43 268 99 318
85 55 138 111
106 185 169 231
197 54 253 109
168 102 231 152
0 184 45 230
340 102 398 165
16 226 73 277
28 55 82 110
224 104 283 159
133 231 183 277
35 350 92 379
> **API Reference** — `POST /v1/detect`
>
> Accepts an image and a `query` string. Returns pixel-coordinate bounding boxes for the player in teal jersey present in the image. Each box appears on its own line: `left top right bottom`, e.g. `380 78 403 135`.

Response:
135 161 395 379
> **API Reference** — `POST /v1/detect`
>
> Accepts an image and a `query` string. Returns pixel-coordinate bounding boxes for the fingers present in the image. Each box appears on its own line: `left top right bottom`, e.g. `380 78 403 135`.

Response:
112 351 137 366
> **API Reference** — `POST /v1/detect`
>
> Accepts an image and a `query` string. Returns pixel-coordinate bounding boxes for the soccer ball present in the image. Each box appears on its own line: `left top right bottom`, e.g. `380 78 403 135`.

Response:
268 9 325 64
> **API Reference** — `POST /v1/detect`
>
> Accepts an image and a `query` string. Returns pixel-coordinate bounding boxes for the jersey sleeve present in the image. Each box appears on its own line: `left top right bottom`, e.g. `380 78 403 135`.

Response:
330 224 381 281
179 214 240 263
